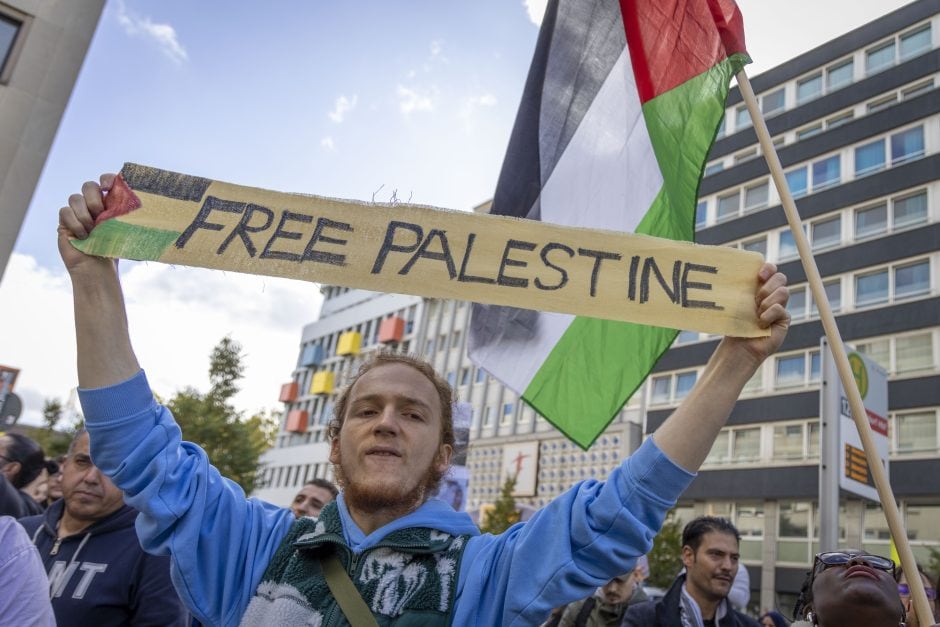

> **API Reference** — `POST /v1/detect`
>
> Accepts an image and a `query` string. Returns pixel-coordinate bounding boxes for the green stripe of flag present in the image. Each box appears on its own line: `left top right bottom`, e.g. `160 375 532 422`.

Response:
71 219 181 261
522 55 748 449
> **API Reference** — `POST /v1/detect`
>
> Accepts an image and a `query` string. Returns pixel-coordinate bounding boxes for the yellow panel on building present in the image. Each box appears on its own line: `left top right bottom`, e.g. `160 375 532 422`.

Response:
310 371 334 395
337 331 362 355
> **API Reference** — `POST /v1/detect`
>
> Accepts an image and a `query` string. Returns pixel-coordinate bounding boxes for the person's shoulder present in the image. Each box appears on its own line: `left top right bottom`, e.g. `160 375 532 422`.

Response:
16 512 42 534
733 609 762 627
623 598 658 620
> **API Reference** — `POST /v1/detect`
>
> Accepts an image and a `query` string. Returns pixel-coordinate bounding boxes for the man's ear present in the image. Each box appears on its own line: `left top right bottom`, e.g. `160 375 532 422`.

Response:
329 436 340 465
436 443 453 471
0 460 21 482
681 545 695 569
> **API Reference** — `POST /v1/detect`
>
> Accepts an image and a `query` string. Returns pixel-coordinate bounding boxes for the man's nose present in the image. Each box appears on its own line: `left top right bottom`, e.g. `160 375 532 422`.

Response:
81 465 102 484
373 406 401 433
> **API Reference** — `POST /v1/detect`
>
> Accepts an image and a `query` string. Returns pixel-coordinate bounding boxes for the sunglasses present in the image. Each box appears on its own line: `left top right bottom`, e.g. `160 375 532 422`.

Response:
897 583 937 600
812 551 896 580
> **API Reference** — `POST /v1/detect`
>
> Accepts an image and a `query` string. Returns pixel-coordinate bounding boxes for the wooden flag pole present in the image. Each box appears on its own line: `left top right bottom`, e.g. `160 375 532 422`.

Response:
736 70 933 625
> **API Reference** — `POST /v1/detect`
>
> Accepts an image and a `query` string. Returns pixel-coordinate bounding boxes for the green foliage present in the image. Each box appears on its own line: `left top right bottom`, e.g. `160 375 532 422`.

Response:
927 546 940 583
31 398 74 458
646 508 685 589
167 336 277 493
480 474 520 534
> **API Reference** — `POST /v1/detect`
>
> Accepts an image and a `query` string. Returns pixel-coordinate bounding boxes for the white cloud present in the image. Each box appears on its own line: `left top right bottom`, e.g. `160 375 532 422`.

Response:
328 95 358 123
320 136 335 151
524 0 548 26
396 85 436 115
458 93 498 126
115 0 188 64
0 254 320 427
429 39 444 57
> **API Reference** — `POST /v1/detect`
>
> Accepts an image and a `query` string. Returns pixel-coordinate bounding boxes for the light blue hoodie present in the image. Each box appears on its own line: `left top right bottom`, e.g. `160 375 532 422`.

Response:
81 370 695 627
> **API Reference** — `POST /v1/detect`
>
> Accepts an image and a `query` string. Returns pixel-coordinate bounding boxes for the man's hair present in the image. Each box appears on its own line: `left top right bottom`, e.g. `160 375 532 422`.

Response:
328 351 455 450
305 478 339 498
67 428 88 457
682 516 741 552
1 433 45 488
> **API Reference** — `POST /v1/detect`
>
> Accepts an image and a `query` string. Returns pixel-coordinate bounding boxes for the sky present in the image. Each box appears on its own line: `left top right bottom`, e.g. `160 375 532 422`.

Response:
0 0 915 427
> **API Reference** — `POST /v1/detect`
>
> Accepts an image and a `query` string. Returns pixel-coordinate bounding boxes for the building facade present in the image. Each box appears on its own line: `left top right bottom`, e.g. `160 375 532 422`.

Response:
648 0 939 612
0 0 105 281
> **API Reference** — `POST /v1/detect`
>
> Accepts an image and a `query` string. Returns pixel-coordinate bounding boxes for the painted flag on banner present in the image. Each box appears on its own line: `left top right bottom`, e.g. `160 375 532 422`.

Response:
468 0 749 449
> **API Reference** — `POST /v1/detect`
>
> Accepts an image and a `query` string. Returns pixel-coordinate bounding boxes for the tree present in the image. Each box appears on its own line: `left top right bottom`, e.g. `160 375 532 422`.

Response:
32 398 73 458
167 336 277 493
646 508 685 589
480 474 520 534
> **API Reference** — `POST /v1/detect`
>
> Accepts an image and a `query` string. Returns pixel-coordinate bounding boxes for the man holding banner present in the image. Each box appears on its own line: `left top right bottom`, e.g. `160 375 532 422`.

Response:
57 174 789 626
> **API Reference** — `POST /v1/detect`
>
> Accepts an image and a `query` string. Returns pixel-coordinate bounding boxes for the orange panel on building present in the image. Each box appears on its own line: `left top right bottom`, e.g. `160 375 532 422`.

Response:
378 317 405 343
279 381 298 402
311 371 334 395
285 409 308 433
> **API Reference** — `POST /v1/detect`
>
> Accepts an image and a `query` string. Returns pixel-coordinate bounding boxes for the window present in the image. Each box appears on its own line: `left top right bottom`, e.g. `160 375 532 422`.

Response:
855 269 889 306
501 403 513 425
797 73 822 103
676 330 699 344
778 230 798 261
651 376 671 404
475 368 486 383
797 123 823 140
732 428 760 462
776 354 807 388
744 181 768 212
895 333 933 373
706 430 731 464
891 127 924 164
717 192 739 221
452 329 462 348
895 411 937 453
894 260 930 300
826 111 854 129
482 406 493 427
856 338 890 371
695 201 708 227
742 364 763 394
735 105 750 130
812 155 840 191
0 10 25 83
826 59 853 91
788 286 807 320
674 372 697 400
778 501 812 563
425 339 434 355
855 203 887 239
704 161 724 176
811 216 841 251
810 279 842 316
899 24 931 61
893 191 927 229
854 139 885 177
867 94 897 113
460 367 470 386
786 167 808 198
762 88 785 115
902 79 934 100
716 115 726 138
742 236 767 257
446 371 456 386
733 148 758 164
866 41 895 75
774 423 806 460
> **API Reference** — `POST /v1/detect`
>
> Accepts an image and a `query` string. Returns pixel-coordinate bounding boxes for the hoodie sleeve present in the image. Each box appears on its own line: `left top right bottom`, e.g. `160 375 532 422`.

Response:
453 437 695 626
80 370 296 627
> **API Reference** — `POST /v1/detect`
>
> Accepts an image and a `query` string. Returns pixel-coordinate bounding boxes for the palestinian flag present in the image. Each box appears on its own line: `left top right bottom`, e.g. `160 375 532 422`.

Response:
468 0 749 449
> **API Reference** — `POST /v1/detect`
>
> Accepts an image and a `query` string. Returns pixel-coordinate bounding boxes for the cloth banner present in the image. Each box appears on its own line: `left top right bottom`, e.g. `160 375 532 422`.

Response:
72 162 765 338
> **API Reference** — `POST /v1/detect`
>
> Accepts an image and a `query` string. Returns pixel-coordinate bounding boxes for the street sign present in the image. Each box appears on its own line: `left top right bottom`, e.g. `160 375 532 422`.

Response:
820 338 889 503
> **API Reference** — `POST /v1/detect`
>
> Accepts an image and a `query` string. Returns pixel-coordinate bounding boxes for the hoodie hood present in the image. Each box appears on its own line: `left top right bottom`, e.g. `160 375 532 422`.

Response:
337 493 480 552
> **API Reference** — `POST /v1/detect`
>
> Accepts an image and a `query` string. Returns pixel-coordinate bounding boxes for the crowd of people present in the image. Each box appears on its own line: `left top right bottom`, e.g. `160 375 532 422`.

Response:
0 175 935 625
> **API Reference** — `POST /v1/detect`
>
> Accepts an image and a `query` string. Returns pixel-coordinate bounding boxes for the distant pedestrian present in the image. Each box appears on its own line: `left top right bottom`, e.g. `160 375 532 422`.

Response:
290 477 338 518
759 610 788 626
0 432 46 517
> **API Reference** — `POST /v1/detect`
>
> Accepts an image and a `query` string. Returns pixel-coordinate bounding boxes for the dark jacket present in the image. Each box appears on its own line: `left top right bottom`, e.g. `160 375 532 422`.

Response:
0 473 41 518
19 501 189 627
622 574 760 627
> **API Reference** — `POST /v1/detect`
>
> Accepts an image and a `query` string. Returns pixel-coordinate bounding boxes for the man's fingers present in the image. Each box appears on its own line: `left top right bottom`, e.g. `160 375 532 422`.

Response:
60 202 90 239
100 172 116 191
759 302 790 328
82 180 106 220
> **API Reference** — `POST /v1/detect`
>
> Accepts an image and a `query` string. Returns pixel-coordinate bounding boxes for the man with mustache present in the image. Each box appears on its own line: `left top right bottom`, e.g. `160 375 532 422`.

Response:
57 175 790 626
623 516 760 627
19 430 188 626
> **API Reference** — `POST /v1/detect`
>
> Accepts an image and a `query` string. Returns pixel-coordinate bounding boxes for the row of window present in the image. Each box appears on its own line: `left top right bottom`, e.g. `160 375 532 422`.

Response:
700 407 940 469
706 72 934 180
658 328 937 405
258 460 333 491
721 21 933 136
698 124 928 227
295 305 417 370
